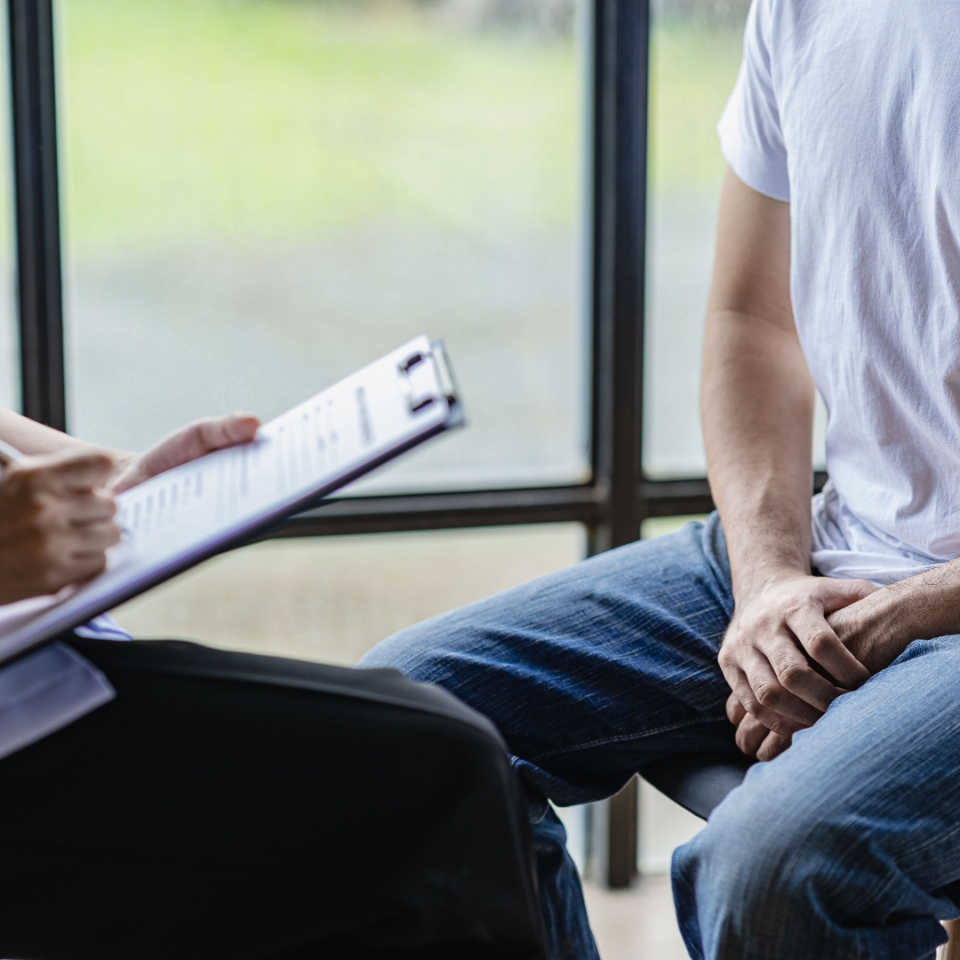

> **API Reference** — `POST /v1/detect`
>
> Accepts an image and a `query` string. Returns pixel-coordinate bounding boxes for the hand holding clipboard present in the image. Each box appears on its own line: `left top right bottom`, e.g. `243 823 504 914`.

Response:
0 336 463 665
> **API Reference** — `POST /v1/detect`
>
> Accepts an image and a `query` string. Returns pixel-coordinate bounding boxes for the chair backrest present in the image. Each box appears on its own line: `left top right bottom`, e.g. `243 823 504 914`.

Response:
314 665 548 959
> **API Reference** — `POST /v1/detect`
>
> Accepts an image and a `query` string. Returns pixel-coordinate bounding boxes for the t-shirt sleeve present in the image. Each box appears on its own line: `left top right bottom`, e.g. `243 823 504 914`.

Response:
717 0 790 202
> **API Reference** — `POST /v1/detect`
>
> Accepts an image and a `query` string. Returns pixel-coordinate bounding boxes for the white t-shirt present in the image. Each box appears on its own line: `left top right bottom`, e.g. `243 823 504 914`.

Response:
718 0 960 585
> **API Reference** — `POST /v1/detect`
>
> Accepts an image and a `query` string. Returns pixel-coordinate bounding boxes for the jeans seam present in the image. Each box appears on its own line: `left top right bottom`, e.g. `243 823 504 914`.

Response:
529 712 729 762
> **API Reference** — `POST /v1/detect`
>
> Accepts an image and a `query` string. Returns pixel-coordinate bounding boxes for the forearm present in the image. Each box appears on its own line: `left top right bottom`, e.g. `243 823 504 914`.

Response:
701 168 818 602
705 170 874 747
703 308 816 599
0 408 91 457
830 562 960 673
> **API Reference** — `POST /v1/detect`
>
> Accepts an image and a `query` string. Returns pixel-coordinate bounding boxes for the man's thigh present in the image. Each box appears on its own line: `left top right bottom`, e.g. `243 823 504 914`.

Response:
675 636 960 960
360 514 738 806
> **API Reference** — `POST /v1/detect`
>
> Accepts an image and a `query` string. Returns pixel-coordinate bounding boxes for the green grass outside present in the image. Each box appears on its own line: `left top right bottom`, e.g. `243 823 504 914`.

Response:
52 0 744 256
649 16 745 194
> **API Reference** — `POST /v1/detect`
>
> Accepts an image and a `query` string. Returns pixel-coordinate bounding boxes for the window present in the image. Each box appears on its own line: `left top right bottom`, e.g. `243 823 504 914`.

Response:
59 0 591 492
11 0 677 545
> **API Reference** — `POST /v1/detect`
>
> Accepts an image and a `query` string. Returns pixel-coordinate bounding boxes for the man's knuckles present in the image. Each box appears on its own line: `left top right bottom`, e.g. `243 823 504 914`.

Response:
777 660 815 691
753 678 787 710
802 630 837 659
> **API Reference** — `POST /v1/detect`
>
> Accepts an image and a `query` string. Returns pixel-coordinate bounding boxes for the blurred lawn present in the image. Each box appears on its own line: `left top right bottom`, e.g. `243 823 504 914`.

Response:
60 0 581 254
57 0 744 255
649 15 745 193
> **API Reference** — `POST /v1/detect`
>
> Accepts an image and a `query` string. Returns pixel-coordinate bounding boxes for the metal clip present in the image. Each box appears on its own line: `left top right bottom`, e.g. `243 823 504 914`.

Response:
397 351 436 413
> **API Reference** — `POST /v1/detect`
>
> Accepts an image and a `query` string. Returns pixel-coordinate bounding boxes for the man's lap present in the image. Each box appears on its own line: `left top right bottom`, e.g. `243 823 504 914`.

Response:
362 513 960 898
360 514 740 805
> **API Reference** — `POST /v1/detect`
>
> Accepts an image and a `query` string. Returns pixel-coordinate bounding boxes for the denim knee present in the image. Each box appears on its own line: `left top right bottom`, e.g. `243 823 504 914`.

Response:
673 783 882 959
358 617 450 682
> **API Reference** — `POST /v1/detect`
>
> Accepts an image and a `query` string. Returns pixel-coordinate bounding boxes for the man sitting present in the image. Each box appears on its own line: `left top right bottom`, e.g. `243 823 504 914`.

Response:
361 1 960 957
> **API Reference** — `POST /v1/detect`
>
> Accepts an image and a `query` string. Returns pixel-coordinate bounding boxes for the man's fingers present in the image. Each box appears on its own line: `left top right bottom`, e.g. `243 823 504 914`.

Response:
735 714 770 758
726 691 746 726
787 607 871 688
816 577 879 612
738 647 822 727
722 657 810 737
732 710 794 762
761 633 846 711
755 729 792 762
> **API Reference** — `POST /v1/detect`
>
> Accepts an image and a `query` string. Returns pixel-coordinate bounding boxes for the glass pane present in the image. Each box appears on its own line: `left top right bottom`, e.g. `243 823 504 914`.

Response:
112 523 586 665
58 0 589 491
0 11 17 413
643 0 825 478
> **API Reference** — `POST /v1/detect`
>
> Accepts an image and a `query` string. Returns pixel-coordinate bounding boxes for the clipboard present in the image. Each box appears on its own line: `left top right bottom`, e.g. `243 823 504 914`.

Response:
0 335 463 667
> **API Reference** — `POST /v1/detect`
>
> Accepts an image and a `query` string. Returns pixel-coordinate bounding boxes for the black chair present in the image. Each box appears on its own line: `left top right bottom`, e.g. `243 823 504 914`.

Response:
285 666 552 960
640 753 753 820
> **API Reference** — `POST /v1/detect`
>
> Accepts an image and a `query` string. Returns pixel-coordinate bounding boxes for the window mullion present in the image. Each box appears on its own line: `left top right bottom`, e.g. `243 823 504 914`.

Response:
8 0 65 430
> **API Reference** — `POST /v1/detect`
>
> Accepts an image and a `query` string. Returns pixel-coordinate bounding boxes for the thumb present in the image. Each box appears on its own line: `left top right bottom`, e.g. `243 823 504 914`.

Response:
113 413 260 493
140 413 259 477
817 577 879 614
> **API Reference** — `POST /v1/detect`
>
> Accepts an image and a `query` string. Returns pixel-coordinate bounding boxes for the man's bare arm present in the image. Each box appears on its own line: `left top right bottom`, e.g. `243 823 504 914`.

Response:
829 563 960 674
704 168 812 598
705 168 875 758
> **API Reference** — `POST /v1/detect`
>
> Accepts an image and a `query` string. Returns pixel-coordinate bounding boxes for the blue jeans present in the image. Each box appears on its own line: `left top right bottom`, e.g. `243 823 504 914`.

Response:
359 515 960 959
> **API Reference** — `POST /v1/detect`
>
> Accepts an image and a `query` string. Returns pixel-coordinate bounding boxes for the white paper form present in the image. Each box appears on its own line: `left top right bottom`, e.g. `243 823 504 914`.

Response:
0 336 461 666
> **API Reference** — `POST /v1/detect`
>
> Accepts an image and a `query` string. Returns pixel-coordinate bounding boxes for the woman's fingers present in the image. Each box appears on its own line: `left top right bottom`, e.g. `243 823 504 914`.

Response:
0 453 121 602
186 414 260 459
14 449 114 495
116 413 261 492
64 491 117 526
66 518 122 555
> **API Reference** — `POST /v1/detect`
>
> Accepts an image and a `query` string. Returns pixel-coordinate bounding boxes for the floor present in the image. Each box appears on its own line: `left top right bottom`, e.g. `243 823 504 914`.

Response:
584 876 689 960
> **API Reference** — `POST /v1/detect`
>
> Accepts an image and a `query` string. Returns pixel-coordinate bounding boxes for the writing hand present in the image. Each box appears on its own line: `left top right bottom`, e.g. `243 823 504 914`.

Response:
0 448 120 604
108 413 260 495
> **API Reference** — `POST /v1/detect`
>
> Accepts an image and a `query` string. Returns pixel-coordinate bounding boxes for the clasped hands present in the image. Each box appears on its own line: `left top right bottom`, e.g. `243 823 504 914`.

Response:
720 572 913 761
0 414 259 607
